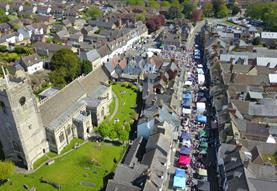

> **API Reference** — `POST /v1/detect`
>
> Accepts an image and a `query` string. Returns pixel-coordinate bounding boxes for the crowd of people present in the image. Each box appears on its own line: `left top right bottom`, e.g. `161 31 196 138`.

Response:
172 45 210 191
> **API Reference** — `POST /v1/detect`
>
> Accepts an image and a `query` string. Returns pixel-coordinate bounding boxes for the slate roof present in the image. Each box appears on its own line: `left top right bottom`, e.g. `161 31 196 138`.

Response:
106 180 141 191
80 49 101 62
39 67 109 127
145 133 171 156
217 143 249 191
97 45 112 57
124 137 143 166
21 54 42 67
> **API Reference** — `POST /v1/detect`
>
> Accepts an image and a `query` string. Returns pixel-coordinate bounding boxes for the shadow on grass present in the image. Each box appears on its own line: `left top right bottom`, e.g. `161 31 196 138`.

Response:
100 172 114 191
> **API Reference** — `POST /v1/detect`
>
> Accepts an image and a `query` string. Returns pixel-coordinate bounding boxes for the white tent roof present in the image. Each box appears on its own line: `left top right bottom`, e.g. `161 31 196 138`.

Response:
182 108 191 114
185 81 193 86
266 134 276 144
198 74 205 85
197 68 204 74
197 102 206 113
269 74 277 84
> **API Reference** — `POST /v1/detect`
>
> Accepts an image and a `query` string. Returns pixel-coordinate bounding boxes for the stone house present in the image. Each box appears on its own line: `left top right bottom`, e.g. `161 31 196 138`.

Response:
18 54 44 74
79 49 102 71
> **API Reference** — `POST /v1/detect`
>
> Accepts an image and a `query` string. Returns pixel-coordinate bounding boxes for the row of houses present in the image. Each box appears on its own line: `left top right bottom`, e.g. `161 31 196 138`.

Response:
203 21 277 191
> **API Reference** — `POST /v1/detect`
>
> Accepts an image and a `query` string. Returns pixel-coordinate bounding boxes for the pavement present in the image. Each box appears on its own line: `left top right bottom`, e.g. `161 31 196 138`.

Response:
109 91 119 121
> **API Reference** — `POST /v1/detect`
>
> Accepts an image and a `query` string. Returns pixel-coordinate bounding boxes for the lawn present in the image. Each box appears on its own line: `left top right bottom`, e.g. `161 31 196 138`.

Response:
110 83 137 123
0 142 126 191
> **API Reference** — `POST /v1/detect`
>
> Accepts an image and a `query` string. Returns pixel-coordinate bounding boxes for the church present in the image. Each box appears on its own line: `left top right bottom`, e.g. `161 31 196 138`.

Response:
0 67 112 170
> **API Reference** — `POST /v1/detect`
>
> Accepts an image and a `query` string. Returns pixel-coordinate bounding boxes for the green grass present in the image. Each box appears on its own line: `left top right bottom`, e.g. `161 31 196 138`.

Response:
110 83 137 123
0 142 126 191
60 138 84 154
224 20 237 26
262 154 277 165
33 139 84 170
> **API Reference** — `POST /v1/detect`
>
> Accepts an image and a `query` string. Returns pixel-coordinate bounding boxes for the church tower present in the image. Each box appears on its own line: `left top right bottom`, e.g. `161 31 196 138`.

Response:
0 68 49 170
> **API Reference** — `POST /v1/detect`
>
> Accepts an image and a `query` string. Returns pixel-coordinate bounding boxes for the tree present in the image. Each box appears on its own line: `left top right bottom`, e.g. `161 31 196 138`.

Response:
161 1 170 7
148 0 160 8
80 60 92 74
0 45 7 52
146 15 165 32
50 49 80 86
0 9 8 23
182 1 196 19
0 161 14 181
217 5 228 18
171 0 182 11
246 3 277 32
14 46 33 55
230 5 240 16
146 19 157 32
135 13 145 21
98 122 111 138
49 69 67 88
166 6 182 19
203 2 214 17
127 0 145 6
85 6 103 20
252 37 261 45
212 0 227 18
118 129 129 142
191 9 203 23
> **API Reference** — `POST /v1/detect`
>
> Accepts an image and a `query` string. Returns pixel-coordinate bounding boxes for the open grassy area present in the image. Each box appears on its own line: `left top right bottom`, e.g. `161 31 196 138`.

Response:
0 142 126 191
110 83 137 123
33 139 84 169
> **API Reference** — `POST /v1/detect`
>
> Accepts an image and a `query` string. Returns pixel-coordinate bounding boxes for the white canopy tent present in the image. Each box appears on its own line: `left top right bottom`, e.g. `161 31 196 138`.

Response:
198 74 205 85
183 108 192 114
266 134 276 144
185 81 193 86
197 102 206 113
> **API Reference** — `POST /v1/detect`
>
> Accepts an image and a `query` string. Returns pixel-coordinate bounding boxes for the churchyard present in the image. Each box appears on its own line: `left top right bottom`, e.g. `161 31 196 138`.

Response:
0 142 126 191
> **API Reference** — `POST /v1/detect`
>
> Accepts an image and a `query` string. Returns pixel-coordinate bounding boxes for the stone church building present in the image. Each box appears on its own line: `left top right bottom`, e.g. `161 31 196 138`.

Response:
0 67 112 170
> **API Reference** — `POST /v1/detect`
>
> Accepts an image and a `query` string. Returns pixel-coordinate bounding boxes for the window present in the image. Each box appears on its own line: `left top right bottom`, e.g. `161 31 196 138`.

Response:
19 97 26 106
0 101 6 114
59 133 65 143
66 128 71 135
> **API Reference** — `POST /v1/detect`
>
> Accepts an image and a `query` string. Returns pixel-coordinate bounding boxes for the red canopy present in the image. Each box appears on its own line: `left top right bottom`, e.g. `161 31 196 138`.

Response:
179 155 191 165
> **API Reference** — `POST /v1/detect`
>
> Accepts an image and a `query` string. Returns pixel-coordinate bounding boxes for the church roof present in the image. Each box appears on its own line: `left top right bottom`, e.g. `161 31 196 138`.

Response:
39 67 109 128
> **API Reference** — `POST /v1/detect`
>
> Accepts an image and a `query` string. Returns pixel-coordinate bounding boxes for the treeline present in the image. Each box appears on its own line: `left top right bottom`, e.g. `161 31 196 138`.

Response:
246 2 277 32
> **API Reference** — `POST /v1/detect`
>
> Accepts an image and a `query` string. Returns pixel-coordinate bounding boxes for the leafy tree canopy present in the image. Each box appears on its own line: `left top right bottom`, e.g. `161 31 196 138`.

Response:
161 1 171 7
127 0 145 6
84 6 103 20
0 9 9 23
246 2 277 32
166 6 182 19
203 2 214 17
148 0 160 8
182 1 196 19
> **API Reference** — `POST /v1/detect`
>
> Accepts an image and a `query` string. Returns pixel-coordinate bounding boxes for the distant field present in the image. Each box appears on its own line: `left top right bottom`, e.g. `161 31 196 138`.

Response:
0 142 126 191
